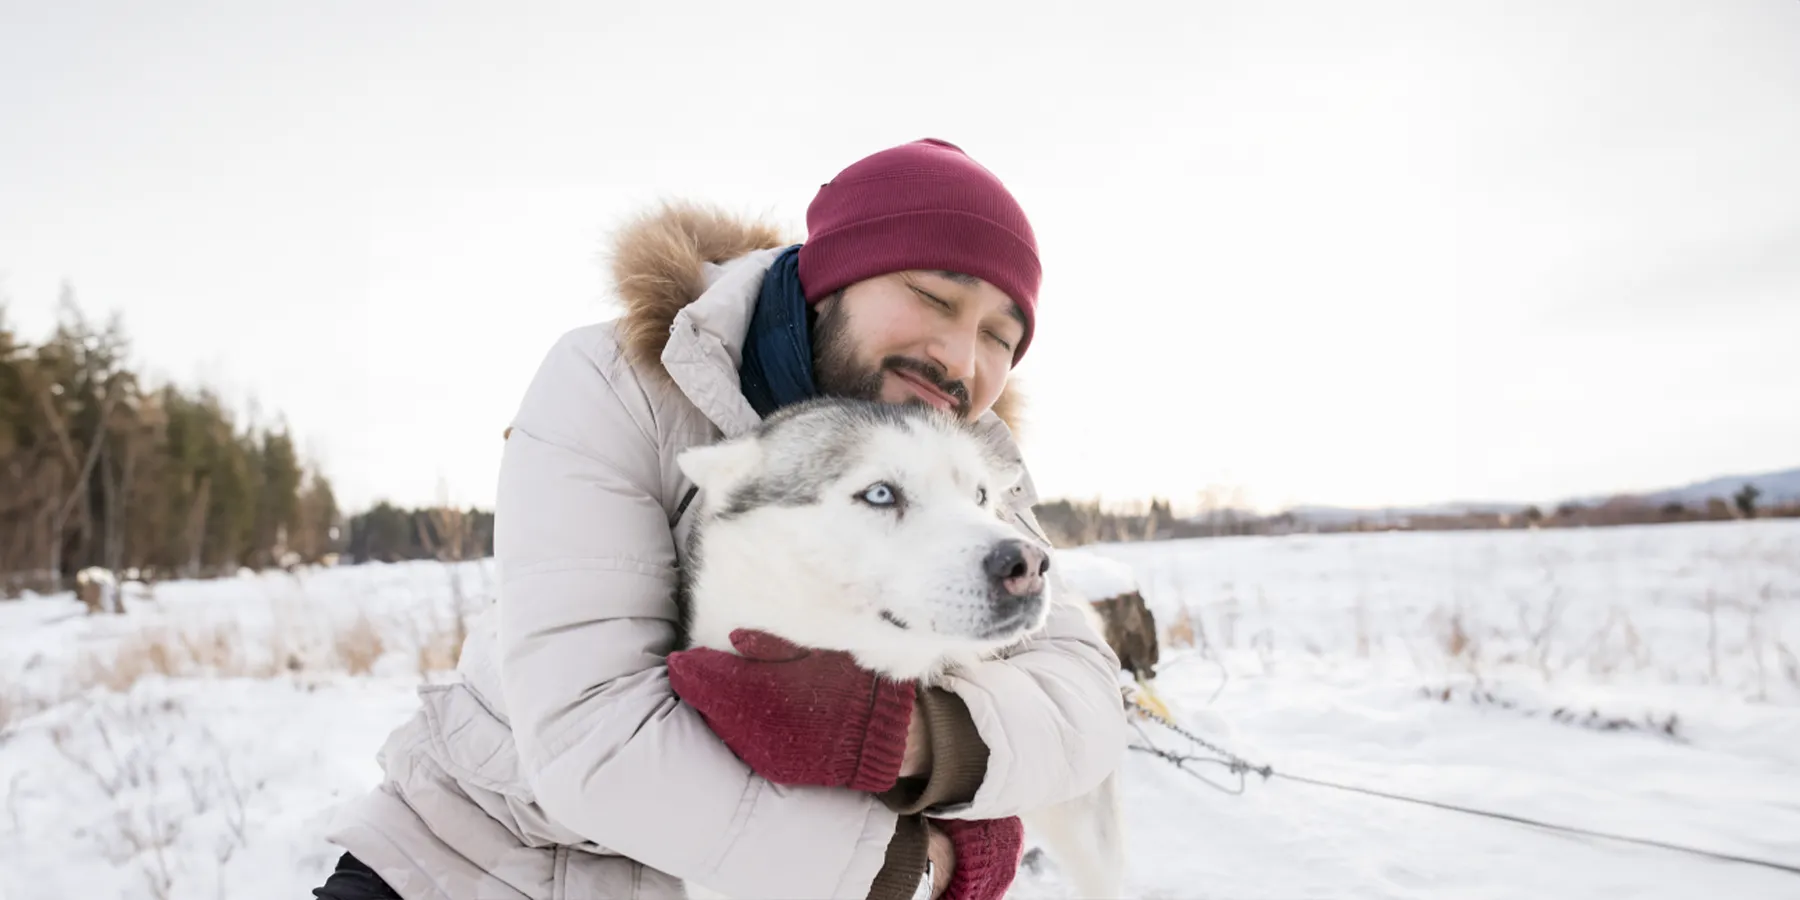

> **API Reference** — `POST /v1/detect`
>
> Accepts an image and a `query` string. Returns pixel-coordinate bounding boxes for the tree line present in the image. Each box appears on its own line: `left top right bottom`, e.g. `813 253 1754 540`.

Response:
1 287 493 599
1034 488 1800 548
0 288 340 594
345 502 494 565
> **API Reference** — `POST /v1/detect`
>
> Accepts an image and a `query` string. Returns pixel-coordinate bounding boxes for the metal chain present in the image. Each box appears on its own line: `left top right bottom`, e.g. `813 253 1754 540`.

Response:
1122 693 1800 878
1129 695 1272 779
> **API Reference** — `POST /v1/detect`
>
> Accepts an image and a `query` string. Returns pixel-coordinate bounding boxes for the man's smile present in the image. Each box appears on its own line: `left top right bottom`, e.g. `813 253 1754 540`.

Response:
891 368 958 411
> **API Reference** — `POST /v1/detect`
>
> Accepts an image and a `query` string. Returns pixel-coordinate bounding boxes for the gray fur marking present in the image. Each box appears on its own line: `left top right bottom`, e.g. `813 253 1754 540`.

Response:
680 397 1016 644
718 477 825 519
715 398 985 520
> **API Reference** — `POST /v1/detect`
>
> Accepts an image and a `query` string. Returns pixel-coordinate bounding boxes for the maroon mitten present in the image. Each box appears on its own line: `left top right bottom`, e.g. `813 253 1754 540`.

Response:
666 629 914 791
933 817 1026 900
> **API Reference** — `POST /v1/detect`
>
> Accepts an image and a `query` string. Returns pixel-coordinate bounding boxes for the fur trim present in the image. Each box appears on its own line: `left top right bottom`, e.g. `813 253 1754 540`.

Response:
606 200 1026 434
610 200 793 378
989 381 1026 440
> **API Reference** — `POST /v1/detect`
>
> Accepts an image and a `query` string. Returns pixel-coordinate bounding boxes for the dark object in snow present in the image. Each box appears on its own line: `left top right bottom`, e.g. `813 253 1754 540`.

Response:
1089 589 1161 682
312 853 403 899
1019 846 1047 875
1420 684 1685 742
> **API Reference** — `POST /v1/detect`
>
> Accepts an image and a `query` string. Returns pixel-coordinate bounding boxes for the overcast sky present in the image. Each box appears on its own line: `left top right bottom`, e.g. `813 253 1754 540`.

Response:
4 0 1797 514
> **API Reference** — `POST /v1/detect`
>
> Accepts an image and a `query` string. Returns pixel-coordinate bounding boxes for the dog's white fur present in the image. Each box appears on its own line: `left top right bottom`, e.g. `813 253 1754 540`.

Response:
672 398 1125 900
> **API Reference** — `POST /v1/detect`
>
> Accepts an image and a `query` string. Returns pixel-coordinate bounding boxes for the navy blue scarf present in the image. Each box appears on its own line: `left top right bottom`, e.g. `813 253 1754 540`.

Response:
738 245 817 418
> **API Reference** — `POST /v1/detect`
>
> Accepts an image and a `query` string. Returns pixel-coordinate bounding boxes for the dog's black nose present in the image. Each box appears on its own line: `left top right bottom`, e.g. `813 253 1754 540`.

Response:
984 540 1050 597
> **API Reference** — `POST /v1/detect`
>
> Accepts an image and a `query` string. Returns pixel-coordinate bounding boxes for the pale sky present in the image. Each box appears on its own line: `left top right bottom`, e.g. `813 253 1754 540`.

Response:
3 0 1797 514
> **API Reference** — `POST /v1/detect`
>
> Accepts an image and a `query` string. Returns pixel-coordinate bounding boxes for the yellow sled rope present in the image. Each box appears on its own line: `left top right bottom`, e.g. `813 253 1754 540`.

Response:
1126 673 1174 721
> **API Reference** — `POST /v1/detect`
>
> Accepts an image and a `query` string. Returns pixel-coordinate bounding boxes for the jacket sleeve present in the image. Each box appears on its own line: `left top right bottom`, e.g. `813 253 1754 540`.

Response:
494 327 899 899
914 505 1133 820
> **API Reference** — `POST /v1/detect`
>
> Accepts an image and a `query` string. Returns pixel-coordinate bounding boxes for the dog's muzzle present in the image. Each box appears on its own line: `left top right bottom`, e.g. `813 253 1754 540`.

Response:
975 538 1050 640
984 539 1049 602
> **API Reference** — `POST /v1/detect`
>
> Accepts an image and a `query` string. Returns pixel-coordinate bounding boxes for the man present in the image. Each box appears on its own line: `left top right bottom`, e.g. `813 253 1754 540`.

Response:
313 138 1129 900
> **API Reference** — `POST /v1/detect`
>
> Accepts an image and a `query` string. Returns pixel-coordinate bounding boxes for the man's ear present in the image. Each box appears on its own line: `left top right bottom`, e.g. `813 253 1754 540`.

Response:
676 437 764 496
992 461 1025 495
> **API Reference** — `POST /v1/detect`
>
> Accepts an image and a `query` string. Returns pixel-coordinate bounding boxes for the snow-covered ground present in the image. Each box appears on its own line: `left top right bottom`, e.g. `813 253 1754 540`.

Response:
3 520 1798 899
0 562 490 900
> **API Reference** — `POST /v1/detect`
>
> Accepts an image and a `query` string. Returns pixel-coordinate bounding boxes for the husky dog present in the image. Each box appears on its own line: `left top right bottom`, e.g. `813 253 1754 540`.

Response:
671 397 1125 900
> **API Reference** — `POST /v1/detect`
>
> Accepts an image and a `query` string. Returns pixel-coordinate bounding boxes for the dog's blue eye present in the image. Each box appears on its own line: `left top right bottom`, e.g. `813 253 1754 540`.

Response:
859 483 898 507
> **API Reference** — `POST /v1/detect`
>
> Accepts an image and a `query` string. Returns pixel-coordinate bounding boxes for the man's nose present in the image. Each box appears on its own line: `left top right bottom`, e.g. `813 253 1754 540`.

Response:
926 327 979 384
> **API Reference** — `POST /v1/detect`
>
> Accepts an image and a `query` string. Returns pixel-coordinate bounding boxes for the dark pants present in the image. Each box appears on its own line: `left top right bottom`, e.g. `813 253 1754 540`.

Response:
312 853 403 900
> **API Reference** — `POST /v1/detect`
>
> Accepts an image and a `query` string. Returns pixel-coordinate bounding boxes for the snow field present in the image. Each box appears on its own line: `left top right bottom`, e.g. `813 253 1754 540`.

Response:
2 522 1797 898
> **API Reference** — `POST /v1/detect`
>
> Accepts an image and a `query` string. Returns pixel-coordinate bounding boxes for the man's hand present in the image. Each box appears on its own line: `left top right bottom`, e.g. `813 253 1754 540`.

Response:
665 629 914 792
902 702 933 778
924 823 956 900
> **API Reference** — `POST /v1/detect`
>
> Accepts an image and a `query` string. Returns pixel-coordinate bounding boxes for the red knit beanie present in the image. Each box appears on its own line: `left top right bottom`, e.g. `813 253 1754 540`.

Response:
797 138 1042 363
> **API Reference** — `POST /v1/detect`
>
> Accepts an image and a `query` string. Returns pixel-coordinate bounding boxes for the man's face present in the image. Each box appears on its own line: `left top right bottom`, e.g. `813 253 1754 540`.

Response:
812 270 1026 422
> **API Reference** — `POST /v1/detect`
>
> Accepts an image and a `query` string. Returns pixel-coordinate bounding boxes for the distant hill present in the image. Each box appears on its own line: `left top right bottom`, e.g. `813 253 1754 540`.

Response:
1614 467 1800 508
1279 466 1798 527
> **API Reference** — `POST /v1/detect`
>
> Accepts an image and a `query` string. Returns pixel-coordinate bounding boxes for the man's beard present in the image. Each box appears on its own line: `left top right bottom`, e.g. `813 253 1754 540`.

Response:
812 299 972 420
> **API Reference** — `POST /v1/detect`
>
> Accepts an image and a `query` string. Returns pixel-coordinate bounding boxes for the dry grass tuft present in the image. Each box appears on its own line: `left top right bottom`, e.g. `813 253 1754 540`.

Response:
1442 609 1474 659
410 565 477 675
176 623 247 675
76 629 187 692
65 610 401 695
332 614 386 677
1164 605 1198 650
73 623 267 693
415 621 466 675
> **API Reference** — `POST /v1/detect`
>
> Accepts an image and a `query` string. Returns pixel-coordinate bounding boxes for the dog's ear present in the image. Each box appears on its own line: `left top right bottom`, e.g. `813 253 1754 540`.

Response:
677 437 764 495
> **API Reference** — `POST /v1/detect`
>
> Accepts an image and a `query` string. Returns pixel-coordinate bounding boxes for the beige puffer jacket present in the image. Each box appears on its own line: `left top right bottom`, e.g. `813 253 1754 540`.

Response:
322 204 1130 899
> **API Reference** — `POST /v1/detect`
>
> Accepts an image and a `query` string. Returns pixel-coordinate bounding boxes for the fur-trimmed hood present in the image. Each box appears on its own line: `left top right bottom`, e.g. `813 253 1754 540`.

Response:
602 201 1025 433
